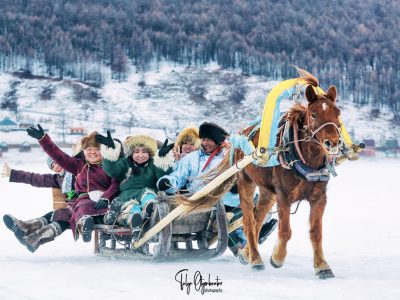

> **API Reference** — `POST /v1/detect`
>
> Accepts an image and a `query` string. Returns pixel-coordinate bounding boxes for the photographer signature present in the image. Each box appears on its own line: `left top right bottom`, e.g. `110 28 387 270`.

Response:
175 268 223 295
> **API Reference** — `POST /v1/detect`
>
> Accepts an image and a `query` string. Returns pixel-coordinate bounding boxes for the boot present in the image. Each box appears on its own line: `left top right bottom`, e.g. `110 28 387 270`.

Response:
104 197 122 225
228 228 246 257
3 214 48 238
128 212 142 229
25 222 62 253
142 199 157 219
78 216 94 242
127 205 142 229
258 218 278 245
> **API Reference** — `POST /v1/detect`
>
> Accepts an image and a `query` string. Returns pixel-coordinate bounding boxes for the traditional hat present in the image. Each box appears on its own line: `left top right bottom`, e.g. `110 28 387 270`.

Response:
199 122 228 145
174 127 201 153
124 135 158 157
80 131 100 150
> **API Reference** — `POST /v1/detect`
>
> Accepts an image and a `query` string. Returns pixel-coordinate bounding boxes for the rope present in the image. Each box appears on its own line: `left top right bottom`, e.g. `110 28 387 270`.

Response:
270 199 303 215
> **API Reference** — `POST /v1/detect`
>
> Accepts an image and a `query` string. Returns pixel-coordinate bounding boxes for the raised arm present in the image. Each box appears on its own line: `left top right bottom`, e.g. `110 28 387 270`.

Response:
100 139 129 181
9 169 62 188
152 139 175 179
27 124 81 175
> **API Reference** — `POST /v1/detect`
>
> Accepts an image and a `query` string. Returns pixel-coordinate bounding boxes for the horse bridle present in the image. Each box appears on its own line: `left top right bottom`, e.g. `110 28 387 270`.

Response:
303 121 342 156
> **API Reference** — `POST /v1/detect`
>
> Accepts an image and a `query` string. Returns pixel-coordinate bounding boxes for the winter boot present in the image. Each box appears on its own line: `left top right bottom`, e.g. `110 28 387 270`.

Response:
228 228 246 257
105 197 122 225
127 205 143 229
3 214 48 238
228 240 245 257
141 192 158 219
128 212 142 229
25 222 62 253
78 216 94 242
142 199 157 219
258 218 278 245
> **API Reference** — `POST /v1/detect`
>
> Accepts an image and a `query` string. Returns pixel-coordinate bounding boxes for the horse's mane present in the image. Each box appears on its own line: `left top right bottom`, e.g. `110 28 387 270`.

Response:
287 103 306 126
296 66 319 87
284 67 319 126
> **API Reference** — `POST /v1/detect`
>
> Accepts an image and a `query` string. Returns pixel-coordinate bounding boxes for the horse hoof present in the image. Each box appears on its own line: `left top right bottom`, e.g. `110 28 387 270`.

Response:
269 256 283 268
251 262 265 271
316 269 335 280
238 252 249 265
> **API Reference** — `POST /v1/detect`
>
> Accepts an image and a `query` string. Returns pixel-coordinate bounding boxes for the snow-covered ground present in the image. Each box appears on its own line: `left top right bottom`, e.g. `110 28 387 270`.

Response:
1 61 399 146
0 149 399 300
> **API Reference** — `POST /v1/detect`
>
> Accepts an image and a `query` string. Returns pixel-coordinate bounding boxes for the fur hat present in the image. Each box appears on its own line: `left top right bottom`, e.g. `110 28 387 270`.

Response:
199 122 228 145
80 131 100 150
124 135 158 157
174 127 201 153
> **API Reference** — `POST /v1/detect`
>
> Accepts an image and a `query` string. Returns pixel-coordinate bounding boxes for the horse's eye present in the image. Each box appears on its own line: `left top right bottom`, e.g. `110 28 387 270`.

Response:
311 112 317 119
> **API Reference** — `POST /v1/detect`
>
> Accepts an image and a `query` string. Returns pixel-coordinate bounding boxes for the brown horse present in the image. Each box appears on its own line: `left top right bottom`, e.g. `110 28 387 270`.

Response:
181 70 341 279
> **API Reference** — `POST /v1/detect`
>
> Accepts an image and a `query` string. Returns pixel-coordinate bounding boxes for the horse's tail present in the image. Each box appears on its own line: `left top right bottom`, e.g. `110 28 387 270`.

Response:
176 150 235 214
295 66 319 87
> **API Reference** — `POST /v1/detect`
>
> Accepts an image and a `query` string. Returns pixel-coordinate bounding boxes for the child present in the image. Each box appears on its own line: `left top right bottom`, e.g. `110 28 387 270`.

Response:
2 158 76 252
97 132 174 228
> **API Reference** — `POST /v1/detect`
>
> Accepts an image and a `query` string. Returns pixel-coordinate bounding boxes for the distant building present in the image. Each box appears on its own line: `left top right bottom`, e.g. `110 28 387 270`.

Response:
361 139 376 157
70 127 87 135
384 139 399 157
0 117 18 132
19 122 35 129
0 141 9 152
19 141 31 152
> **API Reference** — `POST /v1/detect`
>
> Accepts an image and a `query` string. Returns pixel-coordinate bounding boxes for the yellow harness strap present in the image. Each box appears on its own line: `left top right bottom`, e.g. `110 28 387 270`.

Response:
258 78 353 156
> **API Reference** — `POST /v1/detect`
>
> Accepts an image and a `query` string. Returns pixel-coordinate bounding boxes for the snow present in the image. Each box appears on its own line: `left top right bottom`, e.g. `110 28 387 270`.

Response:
1 61 398 147
0 149 399 300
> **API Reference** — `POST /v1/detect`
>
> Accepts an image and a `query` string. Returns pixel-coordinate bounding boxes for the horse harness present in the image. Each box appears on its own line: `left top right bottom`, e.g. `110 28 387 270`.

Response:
275 117 338 182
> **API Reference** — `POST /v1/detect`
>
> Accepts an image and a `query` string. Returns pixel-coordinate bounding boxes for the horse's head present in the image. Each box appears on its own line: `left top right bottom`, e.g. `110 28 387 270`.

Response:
304 85 342 156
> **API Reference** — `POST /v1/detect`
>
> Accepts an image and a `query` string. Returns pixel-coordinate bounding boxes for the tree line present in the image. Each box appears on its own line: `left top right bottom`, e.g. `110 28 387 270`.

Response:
0 0 399 121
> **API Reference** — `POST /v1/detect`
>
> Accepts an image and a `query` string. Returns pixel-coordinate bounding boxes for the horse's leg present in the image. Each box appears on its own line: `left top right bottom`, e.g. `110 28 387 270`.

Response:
253 188 276 240
309 196 335 279
270 195 291 268
237 173 264 270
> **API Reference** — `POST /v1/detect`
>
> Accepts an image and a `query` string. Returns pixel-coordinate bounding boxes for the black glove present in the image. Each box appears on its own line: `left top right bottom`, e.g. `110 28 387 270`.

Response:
95 199 109 209
27 124 45 140
95 131 115 149
158 139 174 157
158 178 171 191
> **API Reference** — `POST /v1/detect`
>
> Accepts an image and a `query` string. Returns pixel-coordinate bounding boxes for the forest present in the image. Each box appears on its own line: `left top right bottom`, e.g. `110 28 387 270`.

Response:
0 0 399 120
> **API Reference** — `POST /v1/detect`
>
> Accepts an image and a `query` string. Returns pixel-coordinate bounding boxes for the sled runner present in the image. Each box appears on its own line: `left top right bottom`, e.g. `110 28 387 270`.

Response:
93 194 228 260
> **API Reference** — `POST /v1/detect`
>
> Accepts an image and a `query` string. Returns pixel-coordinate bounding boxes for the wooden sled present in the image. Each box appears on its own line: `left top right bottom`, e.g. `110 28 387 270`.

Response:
92 148 268 261
93 194 228 261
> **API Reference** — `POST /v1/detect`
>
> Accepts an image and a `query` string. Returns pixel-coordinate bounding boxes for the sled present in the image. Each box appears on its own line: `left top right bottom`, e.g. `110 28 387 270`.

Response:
93 193 228 261
92 147 272 260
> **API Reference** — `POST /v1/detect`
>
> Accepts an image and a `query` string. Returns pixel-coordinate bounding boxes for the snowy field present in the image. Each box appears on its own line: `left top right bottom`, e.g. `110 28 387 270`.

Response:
0 148 399 300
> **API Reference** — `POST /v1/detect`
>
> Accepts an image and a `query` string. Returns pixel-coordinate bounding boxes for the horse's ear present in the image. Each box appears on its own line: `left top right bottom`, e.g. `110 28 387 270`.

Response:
326 85 337 102
305 85 318 104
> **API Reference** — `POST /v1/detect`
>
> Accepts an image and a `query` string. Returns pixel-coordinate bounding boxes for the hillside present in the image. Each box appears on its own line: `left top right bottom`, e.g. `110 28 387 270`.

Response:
0 0 399 119
0 62 398 146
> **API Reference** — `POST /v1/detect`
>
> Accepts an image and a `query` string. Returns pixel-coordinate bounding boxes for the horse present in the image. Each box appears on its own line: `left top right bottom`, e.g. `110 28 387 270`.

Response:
180 69 341 279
